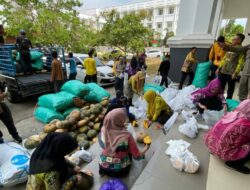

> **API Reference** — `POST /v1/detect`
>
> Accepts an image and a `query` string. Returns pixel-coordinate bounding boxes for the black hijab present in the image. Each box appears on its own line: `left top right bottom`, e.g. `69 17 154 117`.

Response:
29 133 78 176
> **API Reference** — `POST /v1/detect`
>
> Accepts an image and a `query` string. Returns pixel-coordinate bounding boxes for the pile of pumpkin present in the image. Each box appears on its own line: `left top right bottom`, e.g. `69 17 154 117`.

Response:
24 99 109 150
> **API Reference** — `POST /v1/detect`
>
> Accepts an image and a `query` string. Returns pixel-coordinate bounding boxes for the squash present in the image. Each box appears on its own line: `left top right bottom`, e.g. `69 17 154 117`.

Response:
136 131 147 143
44 124 57 133
89 114 96 121
93 123 101 132
68 117 77 124
87 129 98 139
76 133 88 142
94 118 99 123
39 132 48 141
78 126 89 133
81 110 91 117
132 120 138 127
78 140 90 150
56 120 71 129
98 114 104 120
77 119 89 128
69 110 81 121
143 135 152 145
68 132 78 140
50 119 60 125
73 98 86 108
55 128 68 133
88 122 94 128
24 135 41 149
80 106 90 111
101 99 109 107
143 120 149 129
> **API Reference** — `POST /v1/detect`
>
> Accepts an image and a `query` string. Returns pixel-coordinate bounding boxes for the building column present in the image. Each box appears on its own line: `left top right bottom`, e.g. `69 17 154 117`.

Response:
167 0 223 82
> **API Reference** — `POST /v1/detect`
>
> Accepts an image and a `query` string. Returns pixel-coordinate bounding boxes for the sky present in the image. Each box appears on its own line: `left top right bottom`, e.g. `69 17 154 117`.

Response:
80 0 147 10
221 18 248 28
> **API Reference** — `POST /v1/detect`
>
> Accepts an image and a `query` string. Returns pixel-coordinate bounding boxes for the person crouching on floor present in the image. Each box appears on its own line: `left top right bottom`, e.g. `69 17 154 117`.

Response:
204 99 250 174
26 133 93 190
144 90 173 125
191 78 227 119
99 108 149 177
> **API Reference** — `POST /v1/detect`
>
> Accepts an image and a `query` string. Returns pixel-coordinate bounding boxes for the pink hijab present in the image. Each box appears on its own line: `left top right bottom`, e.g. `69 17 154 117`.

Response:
221 99 250 124
102 108 130 155
192 78 224 97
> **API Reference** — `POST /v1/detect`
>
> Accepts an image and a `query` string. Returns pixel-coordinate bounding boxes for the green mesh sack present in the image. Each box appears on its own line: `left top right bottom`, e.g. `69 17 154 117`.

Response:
38 91 76 111
32 59 43 70
84 83 110 102
226 99 240 112
34 107 64 123
143 83 165 93
192 61 211 88
16 51 43 61
61 80 90 97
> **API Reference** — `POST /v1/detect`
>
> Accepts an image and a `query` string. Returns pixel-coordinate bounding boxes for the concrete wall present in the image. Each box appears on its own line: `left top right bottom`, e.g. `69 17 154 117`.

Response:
169 47 210 82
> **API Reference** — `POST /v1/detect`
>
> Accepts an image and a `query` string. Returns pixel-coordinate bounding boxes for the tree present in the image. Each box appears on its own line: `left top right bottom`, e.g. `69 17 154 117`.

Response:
0 0 98 52
99 10 153 53
219 19 244 43
163 29 175 47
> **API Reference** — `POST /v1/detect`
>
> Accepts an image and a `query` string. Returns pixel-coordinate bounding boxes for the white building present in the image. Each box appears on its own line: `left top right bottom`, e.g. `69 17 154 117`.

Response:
79 0 180 39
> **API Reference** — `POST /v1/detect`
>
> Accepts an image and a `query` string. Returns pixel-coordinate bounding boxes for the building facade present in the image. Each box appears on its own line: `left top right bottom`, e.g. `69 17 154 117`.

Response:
79 0 180 39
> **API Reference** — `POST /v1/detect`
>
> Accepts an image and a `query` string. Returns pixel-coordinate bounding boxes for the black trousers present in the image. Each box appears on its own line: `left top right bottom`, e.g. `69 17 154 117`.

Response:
157 112 172 125
197 96 223 114
84 74 97 83
210 64 218 81
115 77 124 93
179 71 194 89
218 73 235 99
226 153 250 166
0 103 19 138
20 51 32 74
160 73 169 88
69 73 77 80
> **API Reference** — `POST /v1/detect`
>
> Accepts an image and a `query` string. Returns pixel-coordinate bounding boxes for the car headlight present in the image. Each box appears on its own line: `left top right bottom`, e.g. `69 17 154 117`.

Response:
97 72 105 77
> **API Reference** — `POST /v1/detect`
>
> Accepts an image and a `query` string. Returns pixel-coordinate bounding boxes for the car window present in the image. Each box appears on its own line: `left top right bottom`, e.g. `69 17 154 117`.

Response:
148 50 160 53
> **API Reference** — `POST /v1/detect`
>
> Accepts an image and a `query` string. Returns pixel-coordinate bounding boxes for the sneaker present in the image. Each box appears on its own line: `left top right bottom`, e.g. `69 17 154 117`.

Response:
12 135 22 143
0 137 4 144
225 162 250 174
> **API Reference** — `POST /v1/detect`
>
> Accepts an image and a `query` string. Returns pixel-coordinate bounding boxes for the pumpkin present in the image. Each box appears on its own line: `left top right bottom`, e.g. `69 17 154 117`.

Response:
98 114 104 120
56 120 71 129
76 172 94 189
78 140 90 150
101 99 109 107
92 137 98 143
136 131 147 143
50 119 60 125
68 131 78 140
68 117 77 124
80 106 90 111
81 110 91 117
132 120 138 127
89 114 96 121
93 123 101 132
88 122 94 128
73 98 86 108
78 126 89 133
77 119 89 128
24 135 41 149
77 133 88 142
44 124 57 133
55 128 68 133
94 118 99 123
69 110 81 121
87 129 98 139
39 132 48 141
143 136 152 145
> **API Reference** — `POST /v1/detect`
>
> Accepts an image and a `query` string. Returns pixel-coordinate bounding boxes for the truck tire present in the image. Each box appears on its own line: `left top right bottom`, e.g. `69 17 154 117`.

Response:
7 90 22 103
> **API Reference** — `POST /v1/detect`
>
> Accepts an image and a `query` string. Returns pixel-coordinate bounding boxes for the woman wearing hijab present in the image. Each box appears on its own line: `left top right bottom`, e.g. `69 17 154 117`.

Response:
26 133 93 190
191 78 227 114
144 90 173 125
125 71 146 106
204 99 250 174
99 108 149 177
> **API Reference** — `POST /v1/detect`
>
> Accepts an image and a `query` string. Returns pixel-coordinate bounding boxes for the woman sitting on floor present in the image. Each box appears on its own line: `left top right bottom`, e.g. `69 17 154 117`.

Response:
204 99 250 174
191 78 227 115
26 133 93 190
99 108 149 177
144 90 173 125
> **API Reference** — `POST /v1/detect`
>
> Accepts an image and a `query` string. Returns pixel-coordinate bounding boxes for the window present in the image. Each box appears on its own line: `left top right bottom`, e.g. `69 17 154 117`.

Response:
169 7 175 14
167 21 173 29
157 22 162 29
158 8 163 15
148 9 153 16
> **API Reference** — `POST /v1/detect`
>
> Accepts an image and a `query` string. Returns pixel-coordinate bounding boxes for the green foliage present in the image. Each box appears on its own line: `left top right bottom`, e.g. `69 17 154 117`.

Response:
219 19 244 43
163 29 175 47
100 10 153 53
0 0 98 52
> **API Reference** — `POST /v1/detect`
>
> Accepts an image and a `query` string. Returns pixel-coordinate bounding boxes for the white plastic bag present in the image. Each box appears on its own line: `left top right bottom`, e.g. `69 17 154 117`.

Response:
67 150 92 166
133 97 147 111
163 112 178 134
178 117 198 138
184 152 200 173
203 109 224 126
129 107 147 119
165 139 190 157
160 88 179 103
0 142 30 187
153 75 162 85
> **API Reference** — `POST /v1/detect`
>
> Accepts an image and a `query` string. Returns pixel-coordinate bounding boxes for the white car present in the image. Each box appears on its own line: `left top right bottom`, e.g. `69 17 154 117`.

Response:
146 50 162 58
66 54 115 86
